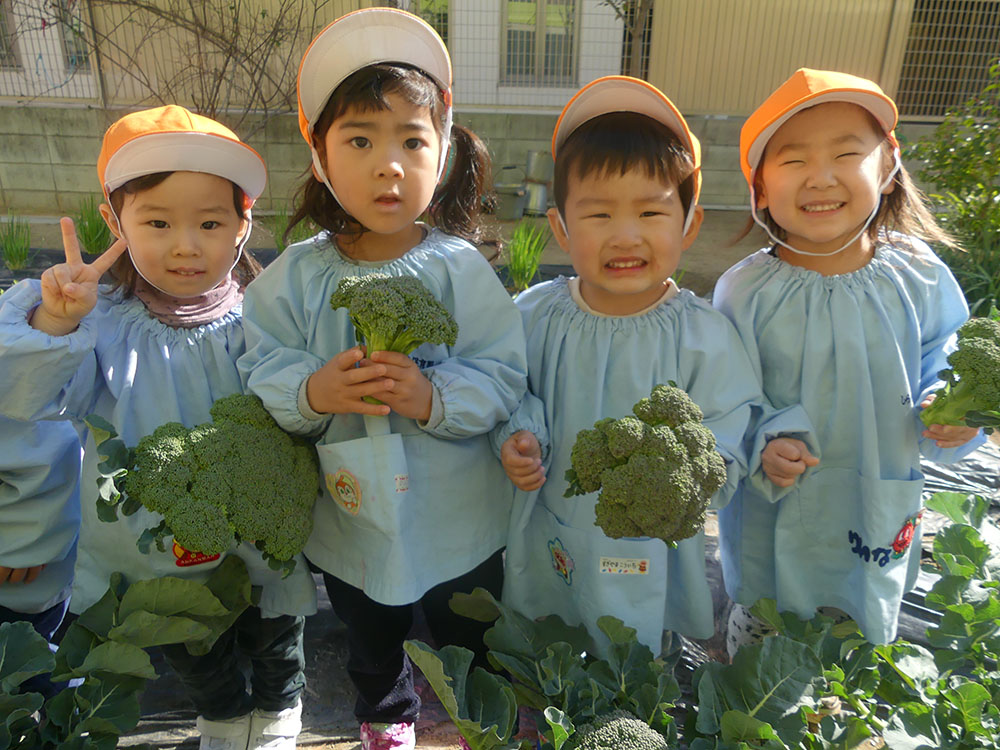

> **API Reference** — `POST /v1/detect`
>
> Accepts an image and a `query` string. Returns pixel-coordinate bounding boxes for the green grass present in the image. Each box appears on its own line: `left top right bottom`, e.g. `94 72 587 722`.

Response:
505 218 550 292
261 203 319 252
0 212 31 270
75 194 113 256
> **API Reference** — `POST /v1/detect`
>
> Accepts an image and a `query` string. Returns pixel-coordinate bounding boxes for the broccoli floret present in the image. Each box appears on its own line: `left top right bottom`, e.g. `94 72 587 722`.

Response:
568 711 668 750
920 308 1000 433
633 383 704 427
330 273 458 355
564 384 726 546
123 394 320 572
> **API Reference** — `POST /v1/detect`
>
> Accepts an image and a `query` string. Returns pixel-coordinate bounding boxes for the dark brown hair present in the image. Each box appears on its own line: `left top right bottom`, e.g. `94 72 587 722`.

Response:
286 63 497 247
106 171 261 297
552 112 697 215
736 108 958 253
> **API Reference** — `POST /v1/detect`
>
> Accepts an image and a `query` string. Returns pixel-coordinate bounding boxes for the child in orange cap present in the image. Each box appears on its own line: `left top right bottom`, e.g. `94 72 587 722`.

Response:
236 9 527 750
0 105 316 750
713 68 984 654
496 76 812 657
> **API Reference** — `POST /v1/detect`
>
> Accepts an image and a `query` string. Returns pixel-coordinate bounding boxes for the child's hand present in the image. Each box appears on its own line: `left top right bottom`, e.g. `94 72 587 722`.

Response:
32 218 128 336
0 565 44 586
920 395 981 448
501 431 546 491
364 351 433 422
761 437 819 488
306 347 393 416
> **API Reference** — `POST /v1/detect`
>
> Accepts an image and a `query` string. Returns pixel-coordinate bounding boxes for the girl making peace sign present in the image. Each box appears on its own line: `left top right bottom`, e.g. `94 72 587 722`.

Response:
0 106 315 750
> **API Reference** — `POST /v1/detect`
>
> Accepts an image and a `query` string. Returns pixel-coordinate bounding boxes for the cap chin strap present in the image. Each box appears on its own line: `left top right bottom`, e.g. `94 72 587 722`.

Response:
312 102 453 211
110 203 253 299
750 148 901 258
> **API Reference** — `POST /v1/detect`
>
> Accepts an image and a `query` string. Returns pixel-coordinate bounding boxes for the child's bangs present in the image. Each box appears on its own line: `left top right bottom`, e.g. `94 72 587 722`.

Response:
319 64 444 134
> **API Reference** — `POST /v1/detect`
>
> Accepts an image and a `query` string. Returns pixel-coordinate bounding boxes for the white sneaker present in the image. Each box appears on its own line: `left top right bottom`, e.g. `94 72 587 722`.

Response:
196 713 252 750
248 700 302 750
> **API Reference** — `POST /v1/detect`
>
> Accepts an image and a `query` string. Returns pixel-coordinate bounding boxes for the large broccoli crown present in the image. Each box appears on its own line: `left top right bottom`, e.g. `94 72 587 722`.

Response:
329 273 458 354
568 711 669 750
127 394 320 566
564 384 726 546
921 308 1000 432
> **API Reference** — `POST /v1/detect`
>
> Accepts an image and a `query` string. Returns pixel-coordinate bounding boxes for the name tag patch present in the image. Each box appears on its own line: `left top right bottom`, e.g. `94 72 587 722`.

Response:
600 556 649 575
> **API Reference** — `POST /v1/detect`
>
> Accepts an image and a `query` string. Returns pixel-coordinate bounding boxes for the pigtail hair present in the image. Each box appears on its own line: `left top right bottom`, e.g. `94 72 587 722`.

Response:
428 123 499 247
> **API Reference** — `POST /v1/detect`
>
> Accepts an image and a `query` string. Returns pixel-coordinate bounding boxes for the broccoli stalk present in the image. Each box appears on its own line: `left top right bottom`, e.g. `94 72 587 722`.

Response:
564 383 727 546
91 394 321 576
920 308 1000 434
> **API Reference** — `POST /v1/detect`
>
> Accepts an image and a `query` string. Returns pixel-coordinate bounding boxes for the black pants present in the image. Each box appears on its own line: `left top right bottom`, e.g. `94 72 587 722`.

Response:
160 606 306 720
318 549 504 724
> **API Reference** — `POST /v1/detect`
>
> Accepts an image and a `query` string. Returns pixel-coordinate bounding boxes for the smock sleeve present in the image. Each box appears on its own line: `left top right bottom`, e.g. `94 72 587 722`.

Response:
0 279 100 422
239 257 332 438
419 250 529 440
914 249 986 463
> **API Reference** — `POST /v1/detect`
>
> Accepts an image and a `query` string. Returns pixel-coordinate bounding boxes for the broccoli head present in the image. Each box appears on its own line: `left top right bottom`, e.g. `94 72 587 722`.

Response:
330 273 458 355
564 384 726 546
124 394 320 572
920 308 1000 434
567 711 669 750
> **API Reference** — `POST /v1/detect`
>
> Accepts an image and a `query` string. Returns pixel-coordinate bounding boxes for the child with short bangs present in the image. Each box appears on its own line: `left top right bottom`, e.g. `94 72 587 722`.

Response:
713 69 984 655
0 105 316 750
498 76 812 653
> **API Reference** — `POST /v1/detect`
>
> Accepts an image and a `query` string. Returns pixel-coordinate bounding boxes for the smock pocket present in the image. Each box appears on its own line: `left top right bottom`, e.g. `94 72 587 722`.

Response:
781 467 924 569
505 501 667 652
315 415 411 536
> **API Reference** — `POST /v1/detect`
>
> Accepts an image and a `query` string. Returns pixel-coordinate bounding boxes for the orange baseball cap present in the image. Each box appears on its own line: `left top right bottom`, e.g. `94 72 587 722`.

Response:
552 76 702 205
97 105 266 204
739 68 898 187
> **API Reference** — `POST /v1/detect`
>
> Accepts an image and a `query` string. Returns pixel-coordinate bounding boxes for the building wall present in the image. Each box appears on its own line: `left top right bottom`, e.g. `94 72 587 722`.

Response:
646 0 912 115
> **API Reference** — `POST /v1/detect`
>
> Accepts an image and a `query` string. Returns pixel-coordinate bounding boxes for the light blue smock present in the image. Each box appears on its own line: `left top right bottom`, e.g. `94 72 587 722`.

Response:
498 278 801 651
0 416 81 614
0 280 318 618
712 239 986 644
237 230 528 606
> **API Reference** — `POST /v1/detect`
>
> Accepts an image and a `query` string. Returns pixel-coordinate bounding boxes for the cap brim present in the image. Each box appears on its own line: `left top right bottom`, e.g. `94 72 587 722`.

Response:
103 132 267 201
298 8 451 139
743 90 897 182
552 76 699 162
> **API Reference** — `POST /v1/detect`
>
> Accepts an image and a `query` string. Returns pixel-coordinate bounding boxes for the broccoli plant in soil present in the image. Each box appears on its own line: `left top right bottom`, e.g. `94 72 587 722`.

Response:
88 393 320 576
920 306 1000 434
564 383 727 545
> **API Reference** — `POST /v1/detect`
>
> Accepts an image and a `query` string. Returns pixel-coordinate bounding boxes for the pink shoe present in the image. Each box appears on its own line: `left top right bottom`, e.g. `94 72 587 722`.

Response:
360 722 415 750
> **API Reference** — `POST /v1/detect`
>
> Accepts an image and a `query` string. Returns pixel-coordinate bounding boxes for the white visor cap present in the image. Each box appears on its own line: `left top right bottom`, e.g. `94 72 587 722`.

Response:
103 132 266 203
297 8 452 139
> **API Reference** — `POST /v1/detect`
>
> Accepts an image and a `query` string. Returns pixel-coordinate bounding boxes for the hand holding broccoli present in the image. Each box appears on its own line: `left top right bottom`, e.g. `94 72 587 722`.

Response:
306 346 393 417
920 307 1000 438
564 384 727 546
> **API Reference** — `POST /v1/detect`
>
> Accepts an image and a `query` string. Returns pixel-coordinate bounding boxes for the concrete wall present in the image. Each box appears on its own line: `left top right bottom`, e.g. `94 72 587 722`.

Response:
0 101 946 217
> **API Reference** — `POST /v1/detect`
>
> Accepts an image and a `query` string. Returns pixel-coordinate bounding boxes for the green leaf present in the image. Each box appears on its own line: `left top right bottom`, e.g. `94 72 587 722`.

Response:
76 577 127 640
72 673 145 735
542 707 573 750
76 642 157 680
183 555 254 656
403 641 519 750
693 635 824 739
450 589 503 623
943 680 991 735
52 621 101 682
96 439 130 476
108 611 212 649
719 710 783 744
84 414 118 451
118 577 228 622
0 622 55 692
